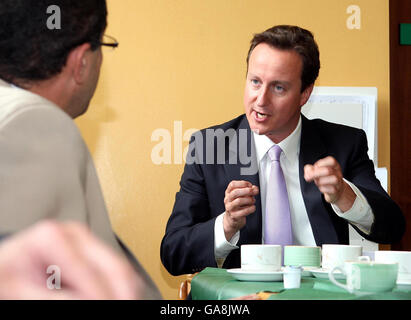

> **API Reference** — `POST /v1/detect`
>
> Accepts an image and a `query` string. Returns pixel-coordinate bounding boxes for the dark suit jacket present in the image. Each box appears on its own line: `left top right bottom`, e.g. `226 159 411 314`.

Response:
160 114 405 276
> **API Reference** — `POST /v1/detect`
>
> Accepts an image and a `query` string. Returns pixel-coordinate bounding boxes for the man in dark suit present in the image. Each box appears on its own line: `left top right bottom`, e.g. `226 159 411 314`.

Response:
160 25 405 276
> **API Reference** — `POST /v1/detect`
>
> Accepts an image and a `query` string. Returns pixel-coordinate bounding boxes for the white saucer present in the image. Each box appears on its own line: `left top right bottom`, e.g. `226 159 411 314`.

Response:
227 268 283 282
396 279 411 290
310 268 346 280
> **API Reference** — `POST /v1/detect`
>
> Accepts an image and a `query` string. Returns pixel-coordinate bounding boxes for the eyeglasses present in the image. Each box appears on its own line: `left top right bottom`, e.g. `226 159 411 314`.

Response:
96 34 119 49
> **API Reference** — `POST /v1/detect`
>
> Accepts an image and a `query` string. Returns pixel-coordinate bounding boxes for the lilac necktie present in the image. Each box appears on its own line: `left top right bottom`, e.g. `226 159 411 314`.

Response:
264 145 293 247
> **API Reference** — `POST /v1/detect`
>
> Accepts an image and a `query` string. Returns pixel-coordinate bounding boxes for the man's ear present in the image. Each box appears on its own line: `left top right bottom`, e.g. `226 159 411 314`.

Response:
65 43 92 85
299 83 314 107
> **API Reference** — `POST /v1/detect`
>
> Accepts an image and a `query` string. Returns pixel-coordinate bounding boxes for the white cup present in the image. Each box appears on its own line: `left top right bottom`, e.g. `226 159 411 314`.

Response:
374 251 411 282
241 244 281 271
321 244 363 270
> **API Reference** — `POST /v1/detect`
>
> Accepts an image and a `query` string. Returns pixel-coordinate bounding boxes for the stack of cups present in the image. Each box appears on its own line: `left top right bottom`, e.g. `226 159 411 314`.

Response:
284 246 321 268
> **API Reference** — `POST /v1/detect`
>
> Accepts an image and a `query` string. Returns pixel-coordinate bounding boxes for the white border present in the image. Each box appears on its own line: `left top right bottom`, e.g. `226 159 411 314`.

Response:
303 86 378 166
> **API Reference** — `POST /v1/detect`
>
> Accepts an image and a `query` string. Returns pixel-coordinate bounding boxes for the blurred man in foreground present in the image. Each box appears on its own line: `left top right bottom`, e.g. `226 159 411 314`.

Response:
0 0 160 299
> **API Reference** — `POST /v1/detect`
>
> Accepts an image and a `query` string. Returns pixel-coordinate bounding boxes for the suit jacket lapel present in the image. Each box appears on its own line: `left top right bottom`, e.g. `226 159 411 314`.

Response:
224 116 262 244
299 115 339 245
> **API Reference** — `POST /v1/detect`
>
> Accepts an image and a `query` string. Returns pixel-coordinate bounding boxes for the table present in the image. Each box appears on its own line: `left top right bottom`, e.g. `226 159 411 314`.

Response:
191 267 411 300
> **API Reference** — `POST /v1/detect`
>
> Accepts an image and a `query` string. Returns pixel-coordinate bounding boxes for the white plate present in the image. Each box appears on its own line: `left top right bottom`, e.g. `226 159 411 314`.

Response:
310 268 346 280
227 268 283 282
301 267 318 277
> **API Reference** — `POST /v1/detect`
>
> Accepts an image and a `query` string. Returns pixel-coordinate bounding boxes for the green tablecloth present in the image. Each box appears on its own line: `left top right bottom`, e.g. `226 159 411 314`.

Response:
191 267 411 300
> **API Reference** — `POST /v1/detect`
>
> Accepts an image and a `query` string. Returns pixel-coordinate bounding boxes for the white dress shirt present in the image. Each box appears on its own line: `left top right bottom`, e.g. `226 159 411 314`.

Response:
214 116 375 264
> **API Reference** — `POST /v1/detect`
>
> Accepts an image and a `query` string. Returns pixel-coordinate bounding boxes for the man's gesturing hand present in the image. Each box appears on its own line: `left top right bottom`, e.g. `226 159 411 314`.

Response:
223 181 259 241
304 156 356 212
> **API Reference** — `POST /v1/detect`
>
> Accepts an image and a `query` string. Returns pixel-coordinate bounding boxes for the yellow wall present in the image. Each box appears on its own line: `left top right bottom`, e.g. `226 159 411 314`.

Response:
75 0 390 299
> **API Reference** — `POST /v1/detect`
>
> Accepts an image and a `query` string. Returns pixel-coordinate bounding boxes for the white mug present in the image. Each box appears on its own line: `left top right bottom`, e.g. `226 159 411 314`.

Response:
241 244 281 271
322 244 362 270
375 251 411 281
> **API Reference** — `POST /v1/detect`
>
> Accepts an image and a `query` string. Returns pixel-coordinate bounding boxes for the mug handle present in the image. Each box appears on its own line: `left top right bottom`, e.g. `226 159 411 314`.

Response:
328 266 351 293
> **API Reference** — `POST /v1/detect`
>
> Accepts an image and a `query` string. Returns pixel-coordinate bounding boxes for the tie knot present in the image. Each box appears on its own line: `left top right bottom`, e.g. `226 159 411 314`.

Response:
268 145 282 161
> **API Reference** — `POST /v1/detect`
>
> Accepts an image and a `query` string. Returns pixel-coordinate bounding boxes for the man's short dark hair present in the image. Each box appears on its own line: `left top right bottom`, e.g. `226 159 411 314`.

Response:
246 25 320 92
0 0 107 85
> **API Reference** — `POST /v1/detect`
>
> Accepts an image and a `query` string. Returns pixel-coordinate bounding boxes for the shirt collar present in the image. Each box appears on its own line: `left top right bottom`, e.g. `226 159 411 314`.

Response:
252 116 302 164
